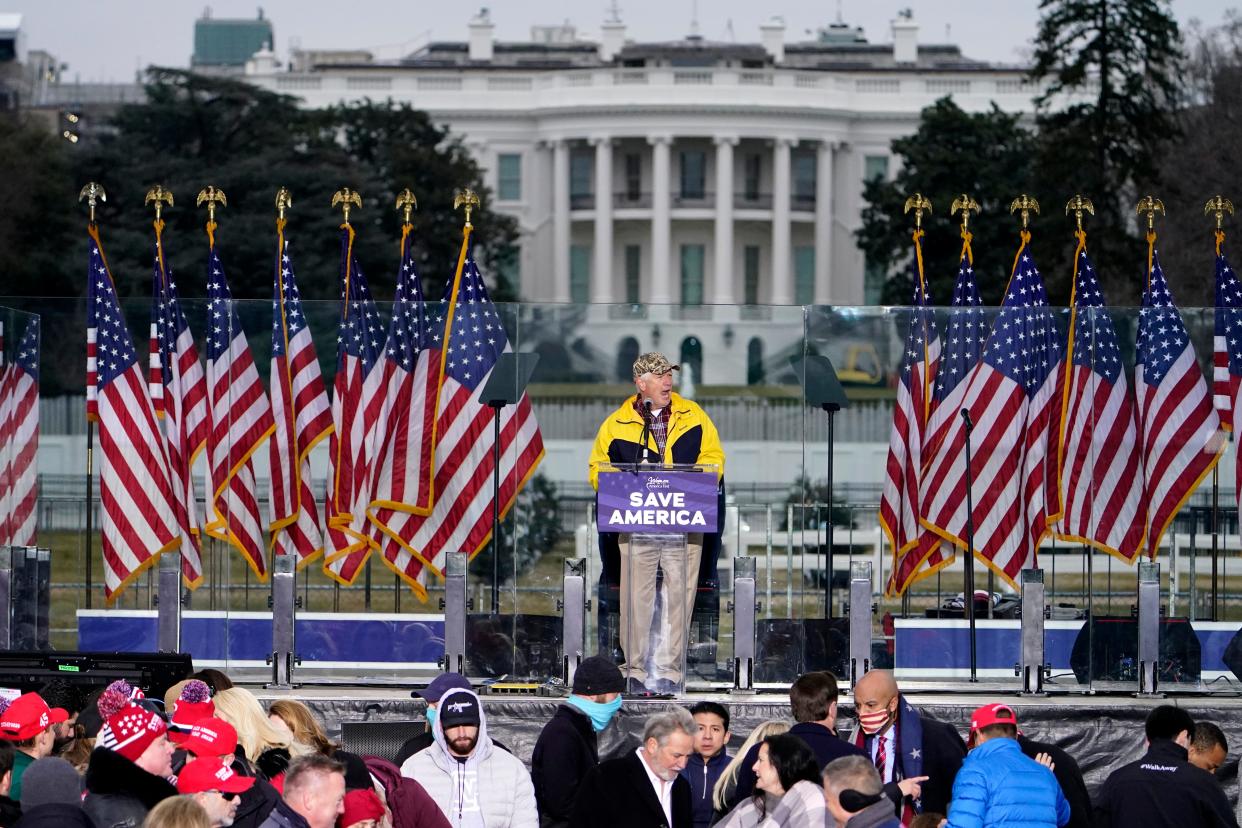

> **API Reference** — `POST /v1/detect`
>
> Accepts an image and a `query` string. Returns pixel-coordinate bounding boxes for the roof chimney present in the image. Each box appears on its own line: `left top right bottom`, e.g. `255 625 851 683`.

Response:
891 9 917 65
600 18 626 62
468 8 495 62
759 16 785 64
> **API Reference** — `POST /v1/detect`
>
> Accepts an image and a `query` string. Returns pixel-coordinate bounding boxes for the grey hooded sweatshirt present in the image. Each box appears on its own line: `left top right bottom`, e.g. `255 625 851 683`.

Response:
400 689 538 828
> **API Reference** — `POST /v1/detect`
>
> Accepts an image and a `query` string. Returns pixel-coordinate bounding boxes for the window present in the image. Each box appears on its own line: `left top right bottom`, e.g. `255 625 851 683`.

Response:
570 151 593 204
747 337 765 385
680 150 706 200
744 245 761 305
794 246 815 305
743 154 762 202
496 245 521 296
792 152 816 208
680 244 705 306
497 153 522 201
624 153 642 201
864 155 889 182
679 336 703 387
864 255 886 304
625 245 641 304
570 244 591 304
616 337 640 382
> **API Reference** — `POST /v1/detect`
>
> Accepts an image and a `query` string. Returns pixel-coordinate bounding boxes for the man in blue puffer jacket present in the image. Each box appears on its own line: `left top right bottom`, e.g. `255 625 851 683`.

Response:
945 703 1069 828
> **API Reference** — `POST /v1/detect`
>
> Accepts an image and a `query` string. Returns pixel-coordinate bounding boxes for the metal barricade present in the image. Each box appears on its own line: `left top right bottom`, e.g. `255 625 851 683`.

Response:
1137 561 1161 696
268 553 299 688
442 553 468 676
731 556 756 692
848 561 872 689
561 558 587 687
1017 568 1048 695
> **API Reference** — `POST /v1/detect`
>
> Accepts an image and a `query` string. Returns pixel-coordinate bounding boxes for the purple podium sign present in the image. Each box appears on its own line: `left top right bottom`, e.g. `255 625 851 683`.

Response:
596 468 719 534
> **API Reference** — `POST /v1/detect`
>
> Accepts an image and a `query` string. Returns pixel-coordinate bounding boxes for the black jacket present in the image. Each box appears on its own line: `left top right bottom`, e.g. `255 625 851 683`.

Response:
570 750 692 828
1018 734 1091 828
0 795 19 828
14 803 93 828
231 772 281 828
732 722 864 807
902 715 964 817
1093 739 1239 828
532 705 599 828
82 747 178 828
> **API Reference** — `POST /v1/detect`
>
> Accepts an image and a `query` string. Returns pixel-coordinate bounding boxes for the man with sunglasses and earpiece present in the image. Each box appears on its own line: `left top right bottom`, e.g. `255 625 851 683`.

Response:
178 757 256 828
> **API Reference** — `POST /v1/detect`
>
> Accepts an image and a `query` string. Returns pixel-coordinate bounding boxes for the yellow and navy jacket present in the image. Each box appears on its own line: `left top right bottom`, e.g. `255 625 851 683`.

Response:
588 392 725 490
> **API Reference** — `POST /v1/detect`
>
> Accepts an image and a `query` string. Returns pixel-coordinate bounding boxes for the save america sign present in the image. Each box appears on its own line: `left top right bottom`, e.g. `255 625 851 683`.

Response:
597 469 718 534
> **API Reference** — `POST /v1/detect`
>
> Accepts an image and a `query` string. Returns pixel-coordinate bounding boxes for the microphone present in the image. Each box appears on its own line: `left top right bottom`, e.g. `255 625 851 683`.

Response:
638 399 654 464
960 408 973 430
643 399 653 414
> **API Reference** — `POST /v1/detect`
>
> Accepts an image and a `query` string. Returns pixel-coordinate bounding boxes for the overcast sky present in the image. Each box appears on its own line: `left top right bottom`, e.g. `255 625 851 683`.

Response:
7 0 1235 82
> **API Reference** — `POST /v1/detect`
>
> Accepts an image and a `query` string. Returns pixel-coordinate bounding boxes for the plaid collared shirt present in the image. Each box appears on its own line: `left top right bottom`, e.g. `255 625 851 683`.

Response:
634 395 670 457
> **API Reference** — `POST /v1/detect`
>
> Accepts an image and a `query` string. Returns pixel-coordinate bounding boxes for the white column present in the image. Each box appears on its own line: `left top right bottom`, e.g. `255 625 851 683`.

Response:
552 139 571 303
590 136 614 304
814 140 836 305
713 135 738 305
770 137 794 305
649 135 672 304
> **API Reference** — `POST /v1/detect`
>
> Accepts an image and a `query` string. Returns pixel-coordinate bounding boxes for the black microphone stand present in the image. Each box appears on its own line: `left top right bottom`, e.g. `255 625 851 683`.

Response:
960 407 978 682
637 399 653 466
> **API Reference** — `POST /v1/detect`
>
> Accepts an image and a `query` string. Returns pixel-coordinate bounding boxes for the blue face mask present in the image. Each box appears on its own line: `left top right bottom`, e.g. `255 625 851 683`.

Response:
568 694 623 732
426 705 438 731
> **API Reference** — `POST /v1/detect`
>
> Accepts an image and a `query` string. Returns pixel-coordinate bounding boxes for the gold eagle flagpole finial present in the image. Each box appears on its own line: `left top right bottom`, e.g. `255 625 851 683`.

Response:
903 193 932 230
144 185 174 223
454 188 480 228
395 188 418 225
1009 194 1040 230
79 182 106 225
196 186 228 224
1134 195 1166 233
951 194 980 233
1065 195 1095 233
275 187 292 222
1205 195 1235 231
332 187 362 225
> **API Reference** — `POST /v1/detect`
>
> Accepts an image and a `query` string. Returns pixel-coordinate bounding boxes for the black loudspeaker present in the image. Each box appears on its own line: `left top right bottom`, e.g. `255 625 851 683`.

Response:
0 651 193 701
756 618 849 683
1221 627 1242 683
1068 616 1200 684
466 614 561 679
341 720 425 763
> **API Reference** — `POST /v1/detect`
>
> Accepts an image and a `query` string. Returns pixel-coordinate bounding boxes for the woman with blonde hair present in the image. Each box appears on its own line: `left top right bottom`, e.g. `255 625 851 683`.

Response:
712 719 791 815
268 699 337 756
211 688 311 782
143 795 212 828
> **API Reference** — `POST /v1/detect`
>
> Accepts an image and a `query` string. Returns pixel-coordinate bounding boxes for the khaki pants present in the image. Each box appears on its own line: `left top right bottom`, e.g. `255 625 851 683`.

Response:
618 532 702 686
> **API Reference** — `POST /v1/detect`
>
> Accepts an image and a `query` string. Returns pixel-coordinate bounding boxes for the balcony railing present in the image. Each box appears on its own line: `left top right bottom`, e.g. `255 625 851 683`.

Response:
614 192 652 208
735 192 772 209
569 193 594 210
672 191 714 208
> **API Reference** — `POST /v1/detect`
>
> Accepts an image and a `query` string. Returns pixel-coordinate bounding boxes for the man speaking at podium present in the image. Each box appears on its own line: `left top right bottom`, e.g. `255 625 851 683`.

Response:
589 352 725 694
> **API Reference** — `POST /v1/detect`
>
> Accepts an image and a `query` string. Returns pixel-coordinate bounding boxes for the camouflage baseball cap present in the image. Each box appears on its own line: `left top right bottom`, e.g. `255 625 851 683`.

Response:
632 352 680 379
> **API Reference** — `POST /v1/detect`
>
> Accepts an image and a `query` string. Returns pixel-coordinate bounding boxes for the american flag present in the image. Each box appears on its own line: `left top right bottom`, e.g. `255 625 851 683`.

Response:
366 228 443 592
323 226 386 585
921 235 1064 585
0 319 38 546
1217 243 1242 520
367 237 544 597
1136 246 1223 558
203 240 275 579
1054 239 1145 561
86 228 181 602
268 228 333 567
880 232 941 596
898 241 988 590
1213 242 1242 431
149 233 208 587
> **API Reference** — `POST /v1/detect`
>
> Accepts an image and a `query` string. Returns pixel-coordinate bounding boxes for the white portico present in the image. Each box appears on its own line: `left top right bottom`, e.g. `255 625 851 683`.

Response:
243 11 1063 312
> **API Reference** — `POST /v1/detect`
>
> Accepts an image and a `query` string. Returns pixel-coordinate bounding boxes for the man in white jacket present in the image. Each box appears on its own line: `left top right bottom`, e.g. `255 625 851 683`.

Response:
401 688 537 828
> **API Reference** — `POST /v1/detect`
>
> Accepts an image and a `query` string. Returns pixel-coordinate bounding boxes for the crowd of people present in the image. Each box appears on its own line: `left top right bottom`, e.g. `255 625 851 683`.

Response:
0 664 1232 828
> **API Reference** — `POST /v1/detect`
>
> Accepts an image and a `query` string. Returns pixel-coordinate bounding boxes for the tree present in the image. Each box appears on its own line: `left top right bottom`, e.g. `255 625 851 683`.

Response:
856 98 1059 306
1031 0 1184 297
1150 11 1242 306
71 69 518 304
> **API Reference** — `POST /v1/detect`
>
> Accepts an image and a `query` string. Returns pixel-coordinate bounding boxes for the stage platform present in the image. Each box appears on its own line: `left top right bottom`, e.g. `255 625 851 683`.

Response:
257 683 1242 807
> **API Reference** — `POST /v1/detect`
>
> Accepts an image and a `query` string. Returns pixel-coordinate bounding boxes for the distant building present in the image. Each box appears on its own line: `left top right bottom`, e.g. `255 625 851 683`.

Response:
192 8 274 75
243 10 1062 310
0 13 26 109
